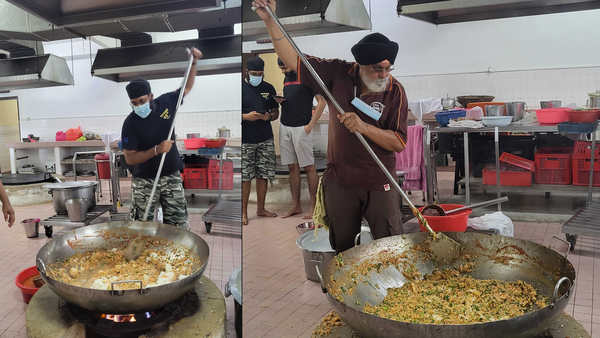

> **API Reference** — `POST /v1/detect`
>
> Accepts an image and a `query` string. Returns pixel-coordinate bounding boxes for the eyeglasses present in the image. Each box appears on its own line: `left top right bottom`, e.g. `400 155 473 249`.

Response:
130 97 149 108
370 65 394 74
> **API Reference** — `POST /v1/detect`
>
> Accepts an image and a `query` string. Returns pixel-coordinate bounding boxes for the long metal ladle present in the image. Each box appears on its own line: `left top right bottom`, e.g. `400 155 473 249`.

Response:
256 5 461 264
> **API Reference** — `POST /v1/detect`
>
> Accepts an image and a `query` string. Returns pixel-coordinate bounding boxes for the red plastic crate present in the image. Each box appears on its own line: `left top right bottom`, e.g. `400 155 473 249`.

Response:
208 160 233 190
183 164 208 189
499 152 535 171
482 167 532 186
573 141 600 157
572 154 600 186
534 148 572 185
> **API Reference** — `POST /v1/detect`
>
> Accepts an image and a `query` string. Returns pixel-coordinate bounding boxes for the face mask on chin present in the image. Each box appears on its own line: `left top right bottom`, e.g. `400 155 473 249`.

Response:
133 101 151 118
248 75 263 87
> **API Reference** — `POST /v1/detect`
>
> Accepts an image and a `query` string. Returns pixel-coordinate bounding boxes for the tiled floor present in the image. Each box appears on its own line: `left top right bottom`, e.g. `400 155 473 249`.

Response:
242 171 600 338
0 179 241 338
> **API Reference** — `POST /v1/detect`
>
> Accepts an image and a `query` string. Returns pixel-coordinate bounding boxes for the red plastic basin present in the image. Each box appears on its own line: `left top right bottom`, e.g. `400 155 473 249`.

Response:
417 204 472 232
568 109 600 123
183 138 206 149
15 266 42 304
535 108 572 124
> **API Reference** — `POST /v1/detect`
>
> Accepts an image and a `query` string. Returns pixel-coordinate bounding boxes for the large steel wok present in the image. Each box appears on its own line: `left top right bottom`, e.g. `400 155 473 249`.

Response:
318 232 576 338
36 221 209 314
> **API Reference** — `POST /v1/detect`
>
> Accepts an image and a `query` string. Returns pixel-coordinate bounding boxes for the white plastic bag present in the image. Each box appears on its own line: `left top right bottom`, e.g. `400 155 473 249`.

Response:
468 211 514 237
100 131 121 147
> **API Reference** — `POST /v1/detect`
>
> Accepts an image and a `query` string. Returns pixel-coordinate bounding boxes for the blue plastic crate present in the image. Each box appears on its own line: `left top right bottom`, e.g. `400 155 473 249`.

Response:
197 147 223 156
557 122 595 135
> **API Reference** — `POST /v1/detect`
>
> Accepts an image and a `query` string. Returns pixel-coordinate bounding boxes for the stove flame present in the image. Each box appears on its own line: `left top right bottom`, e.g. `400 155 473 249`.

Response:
103 314 137 323
100 312 154 323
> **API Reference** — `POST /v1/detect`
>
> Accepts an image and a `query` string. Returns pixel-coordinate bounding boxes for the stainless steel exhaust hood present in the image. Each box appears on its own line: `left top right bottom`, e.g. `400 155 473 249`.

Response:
92 35 241 82
398 0 600 25
0 54 74 90
242 0 372 42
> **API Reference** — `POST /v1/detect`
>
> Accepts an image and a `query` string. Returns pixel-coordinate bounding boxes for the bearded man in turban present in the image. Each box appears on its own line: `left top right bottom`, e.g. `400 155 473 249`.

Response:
253 0 408 253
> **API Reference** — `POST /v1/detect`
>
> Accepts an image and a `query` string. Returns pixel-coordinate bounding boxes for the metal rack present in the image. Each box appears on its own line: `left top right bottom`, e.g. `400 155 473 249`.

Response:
40 150 122 237
426 121 600 250
201 146 241 234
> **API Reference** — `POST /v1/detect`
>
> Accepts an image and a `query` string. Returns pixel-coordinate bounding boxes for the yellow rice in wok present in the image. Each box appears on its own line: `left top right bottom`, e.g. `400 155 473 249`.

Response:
47 239 201 290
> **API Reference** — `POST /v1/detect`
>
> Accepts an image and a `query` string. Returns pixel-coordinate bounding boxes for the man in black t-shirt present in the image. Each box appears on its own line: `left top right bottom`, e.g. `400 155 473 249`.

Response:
121 47 203 229
275 58 326 220
242 56 279 225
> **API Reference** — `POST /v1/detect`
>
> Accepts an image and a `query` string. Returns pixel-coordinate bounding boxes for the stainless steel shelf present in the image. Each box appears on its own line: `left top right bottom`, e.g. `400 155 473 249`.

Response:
458 177 600 193
202 201 241 226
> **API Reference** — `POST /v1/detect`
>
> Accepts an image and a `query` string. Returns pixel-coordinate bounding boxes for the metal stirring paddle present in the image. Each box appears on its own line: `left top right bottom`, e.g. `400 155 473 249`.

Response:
255 5 462 264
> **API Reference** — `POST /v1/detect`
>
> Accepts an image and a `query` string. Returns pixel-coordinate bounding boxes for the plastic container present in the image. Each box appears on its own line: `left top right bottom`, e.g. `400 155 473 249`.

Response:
204 138 227 148
535 108 572 124
482 167 533 186
183 138 206 149
470 135 536 178
572 154 600 187
94 153 111 179
568 109 600 123
15 266 42 304
434 109 467 126
208 160 233 190
534 148 572 185
417 204 472 232
183 164 208 189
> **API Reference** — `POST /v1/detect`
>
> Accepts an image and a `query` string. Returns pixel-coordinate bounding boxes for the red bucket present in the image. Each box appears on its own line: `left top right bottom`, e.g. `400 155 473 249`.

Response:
418 204 472 232
15 266 42 304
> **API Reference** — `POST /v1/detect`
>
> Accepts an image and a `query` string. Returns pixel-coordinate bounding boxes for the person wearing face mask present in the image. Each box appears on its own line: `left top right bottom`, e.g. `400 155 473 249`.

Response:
253 0 408 254
241 56 279 226
274 57 326 220
121 47 203 229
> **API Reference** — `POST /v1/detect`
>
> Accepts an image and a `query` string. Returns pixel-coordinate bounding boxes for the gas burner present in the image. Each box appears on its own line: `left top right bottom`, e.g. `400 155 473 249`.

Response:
63 291 199 338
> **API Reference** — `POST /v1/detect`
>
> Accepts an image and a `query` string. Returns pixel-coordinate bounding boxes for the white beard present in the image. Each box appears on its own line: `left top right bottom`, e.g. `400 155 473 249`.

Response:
359 69 390 93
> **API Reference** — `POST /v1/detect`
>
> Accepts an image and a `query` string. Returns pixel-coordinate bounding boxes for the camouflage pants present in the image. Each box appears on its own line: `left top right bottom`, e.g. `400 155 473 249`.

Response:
242 139 276 182
130 171 189 229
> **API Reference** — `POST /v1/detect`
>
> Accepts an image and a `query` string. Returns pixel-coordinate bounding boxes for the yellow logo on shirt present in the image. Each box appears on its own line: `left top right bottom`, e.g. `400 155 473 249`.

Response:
160 109 170 119
261 93 270 99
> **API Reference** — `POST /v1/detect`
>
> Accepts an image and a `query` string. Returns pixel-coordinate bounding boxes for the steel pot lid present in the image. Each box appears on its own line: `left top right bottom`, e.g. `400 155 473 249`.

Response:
296 227 335 252
44 181 98 190
588 91 600 97
218 126 230 131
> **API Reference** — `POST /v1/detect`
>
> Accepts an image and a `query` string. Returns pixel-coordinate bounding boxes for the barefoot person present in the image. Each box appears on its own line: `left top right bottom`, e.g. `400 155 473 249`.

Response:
253 0 408 254
274 58 326 220
242 56 280 225
0 181 15 227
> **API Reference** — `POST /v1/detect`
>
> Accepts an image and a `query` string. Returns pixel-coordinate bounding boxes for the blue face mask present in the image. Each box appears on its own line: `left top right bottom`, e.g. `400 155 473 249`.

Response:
133 101 151 118
248 75 263 87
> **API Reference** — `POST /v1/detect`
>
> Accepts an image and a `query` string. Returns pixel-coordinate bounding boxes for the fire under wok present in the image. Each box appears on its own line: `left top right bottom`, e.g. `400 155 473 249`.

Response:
319 232 575 338
36 221 209 314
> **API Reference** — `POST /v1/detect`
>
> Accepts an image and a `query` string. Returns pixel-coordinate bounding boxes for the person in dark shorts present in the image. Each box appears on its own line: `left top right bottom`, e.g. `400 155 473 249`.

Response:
121 47 203 229
253 0 408 254
242 56 280 225
274 57 326 220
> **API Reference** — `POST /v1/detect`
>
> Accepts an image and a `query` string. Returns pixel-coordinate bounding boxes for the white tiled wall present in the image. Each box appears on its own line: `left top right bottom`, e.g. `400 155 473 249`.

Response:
397 66 600 108
20 111 241 141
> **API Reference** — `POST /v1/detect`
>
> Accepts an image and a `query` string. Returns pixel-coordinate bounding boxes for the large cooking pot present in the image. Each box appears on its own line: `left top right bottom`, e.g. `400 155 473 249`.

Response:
319 232 575 338
505 101 526 121
44 181 98 215
297 227 336 282
36 221 210 313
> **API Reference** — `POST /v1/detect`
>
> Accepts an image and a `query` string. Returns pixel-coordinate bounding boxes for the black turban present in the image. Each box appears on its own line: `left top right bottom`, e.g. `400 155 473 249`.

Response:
277 57 285 67
351 33 399 66
126 79 151 99
246 56 265 71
